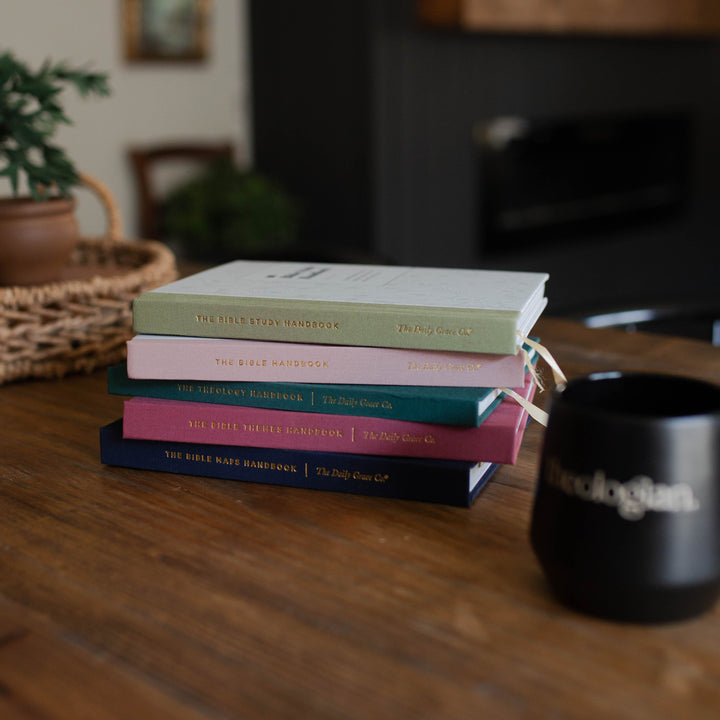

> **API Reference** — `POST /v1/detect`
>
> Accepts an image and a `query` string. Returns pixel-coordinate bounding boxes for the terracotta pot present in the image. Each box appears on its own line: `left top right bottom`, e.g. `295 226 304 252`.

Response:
0 195 79 286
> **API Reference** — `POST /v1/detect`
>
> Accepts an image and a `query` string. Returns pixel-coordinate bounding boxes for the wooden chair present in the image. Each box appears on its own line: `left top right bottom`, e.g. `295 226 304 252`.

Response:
128 142 235 241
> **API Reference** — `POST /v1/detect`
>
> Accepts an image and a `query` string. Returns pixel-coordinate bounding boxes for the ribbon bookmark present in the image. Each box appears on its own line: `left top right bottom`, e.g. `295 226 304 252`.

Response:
508 335 569 427
520 334 568 391
500 386 550 426
521 346 545 392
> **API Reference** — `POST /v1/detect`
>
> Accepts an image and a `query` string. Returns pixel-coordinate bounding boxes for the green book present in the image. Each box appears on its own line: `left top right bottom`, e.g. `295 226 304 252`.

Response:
107 363 517 426
132 260 548 354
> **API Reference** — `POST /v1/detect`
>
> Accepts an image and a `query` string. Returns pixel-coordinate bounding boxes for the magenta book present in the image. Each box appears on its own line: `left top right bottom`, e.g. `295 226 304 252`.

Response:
126 334 532 387
122 373 537 463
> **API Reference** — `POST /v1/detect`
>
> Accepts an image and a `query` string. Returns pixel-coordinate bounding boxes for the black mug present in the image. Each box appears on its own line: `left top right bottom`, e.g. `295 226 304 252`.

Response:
531 372 720 623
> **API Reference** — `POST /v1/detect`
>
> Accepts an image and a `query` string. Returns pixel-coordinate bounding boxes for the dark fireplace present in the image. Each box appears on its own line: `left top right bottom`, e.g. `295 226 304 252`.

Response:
476 111 691 255
251 1 720 314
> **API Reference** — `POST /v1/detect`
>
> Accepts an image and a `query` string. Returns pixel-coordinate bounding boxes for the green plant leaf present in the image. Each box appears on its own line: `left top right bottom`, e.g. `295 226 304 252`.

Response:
0 51 110 199
0 164 19 195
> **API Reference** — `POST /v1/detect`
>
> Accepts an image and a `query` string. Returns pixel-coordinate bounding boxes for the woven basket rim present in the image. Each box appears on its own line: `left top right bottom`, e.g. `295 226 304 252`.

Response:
0 173 178 385
1 236 176 307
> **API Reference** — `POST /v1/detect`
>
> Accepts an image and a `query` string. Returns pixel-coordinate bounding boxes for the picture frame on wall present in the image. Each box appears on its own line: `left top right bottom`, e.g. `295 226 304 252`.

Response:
123 0 211 62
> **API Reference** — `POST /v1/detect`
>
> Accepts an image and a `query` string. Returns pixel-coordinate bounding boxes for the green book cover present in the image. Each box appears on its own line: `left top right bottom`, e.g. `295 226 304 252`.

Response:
133 260 548 354
107 363 510 426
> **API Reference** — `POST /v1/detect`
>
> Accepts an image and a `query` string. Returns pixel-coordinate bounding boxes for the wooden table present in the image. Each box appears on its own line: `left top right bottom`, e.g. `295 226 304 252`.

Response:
1 318 719 720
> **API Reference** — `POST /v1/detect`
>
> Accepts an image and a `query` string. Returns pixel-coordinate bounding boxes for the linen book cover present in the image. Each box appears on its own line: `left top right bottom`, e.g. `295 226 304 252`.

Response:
126 334 534 387
101 420 498 507
121 372 537 463
132 260 548 354
108 362 511 426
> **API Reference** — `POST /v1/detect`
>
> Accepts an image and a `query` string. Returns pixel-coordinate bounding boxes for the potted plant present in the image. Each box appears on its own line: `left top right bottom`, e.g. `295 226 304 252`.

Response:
0 51 110 285
162 158 301 262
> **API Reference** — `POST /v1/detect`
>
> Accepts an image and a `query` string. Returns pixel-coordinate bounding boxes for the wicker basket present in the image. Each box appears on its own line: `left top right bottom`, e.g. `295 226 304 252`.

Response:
0 174 177 385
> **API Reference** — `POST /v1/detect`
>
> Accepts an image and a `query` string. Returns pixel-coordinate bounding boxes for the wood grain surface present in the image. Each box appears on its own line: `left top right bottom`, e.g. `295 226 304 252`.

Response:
0 317 719 719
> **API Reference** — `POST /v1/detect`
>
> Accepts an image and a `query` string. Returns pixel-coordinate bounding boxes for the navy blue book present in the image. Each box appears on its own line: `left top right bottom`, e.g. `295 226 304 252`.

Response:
100 419 498 507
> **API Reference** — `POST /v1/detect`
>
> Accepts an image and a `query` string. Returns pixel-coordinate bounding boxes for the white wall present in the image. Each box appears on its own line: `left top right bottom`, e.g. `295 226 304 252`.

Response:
1 0 250 238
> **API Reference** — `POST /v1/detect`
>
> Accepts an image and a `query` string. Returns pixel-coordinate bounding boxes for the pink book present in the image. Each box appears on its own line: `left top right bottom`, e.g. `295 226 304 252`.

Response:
122 372 537 463
126 334 533 387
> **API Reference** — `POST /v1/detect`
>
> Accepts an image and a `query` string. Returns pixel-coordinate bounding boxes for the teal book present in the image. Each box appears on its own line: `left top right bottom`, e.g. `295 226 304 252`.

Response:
108 362 512 426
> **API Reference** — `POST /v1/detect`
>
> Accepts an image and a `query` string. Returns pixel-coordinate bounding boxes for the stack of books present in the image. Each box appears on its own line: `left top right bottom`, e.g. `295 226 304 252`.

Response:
100 260 550 507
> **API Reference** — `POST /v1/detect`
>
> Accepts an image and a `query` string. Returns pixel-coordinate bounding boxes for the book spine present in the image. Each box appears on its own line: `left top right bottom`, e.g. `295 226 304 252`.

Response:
132 293 520 354
126 335 528 387
121 377 536 463
101 420 497 507
108 364 500 426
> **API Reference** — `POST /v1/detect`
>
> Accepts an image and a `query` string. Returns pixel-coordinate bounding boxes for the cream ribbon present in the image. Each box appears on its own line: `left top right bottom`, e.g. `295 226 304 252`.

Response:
499 386 550 426
499 335 568 428
521 334 568 390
